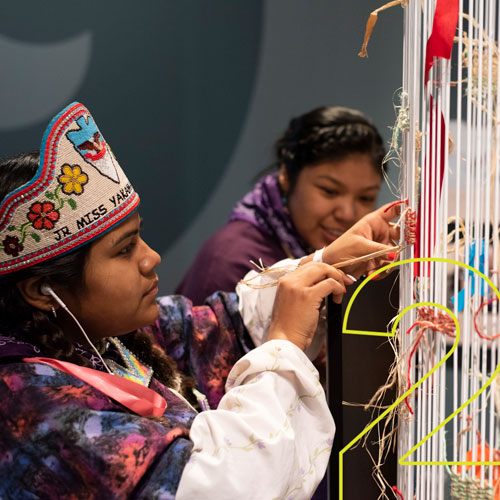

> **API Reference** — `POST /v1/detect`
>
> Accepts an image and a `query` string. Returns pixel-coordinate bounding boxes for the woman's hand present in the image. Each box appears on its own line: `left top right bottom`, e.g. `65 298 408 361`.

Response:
267 262 353 351
302 202 401 278
325 202 401 277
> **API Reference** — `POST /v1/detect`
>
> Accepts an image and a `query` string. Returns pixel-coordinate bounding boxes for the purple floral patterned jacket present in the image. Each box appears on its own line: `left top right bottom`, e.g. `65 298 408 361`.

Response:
0 292 251 499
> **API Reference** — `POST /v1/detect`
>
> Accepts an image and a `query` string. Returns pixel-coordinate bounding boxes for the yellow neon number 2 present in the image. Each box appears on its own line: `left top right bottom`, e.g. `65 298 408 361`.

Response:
338 257 500 499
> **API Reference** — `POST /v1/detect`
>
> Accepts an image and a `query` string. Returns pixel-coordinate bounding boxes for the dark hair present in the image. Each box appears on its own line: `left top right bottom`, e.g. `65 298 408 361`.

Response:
275 106 386 190
0 152 198 406
0 151 94 366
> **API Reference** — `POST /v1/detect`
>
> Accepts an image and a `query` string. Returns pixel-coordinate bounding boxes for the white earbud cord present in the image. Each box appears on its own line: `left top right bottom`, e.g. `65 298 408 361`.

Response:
41 285 113 374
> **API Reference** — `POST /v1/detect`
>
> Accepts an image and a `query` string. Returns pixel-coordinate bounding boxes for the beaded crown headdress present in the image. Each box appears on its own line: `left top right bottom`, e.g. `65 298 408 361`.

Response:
0 102 140 275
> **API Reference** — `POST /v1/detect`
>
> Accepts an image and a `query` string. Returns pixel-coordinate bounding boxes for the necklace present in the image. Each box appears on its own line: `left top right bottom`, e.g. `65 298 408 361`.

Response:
106 337 154 387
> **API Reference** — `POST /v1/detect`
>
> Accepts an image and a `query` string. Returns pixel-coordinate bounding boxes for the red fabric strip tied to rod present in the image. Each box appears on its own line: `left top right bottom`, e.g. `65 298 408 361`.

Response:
424 0 460 85
414 0 459 276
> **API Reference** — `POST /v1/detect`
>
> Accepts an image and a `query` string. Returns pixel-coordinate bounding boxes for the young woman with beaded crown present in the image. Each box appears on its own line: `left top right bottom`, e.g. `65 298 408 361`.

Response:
0 102 399 499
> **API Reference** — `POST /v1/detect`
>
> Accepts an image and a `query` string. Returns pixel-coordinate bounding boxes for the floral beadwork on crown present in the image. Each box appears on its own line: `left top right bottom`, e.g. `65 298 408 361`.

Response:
57 165 89 195
0 102 140 275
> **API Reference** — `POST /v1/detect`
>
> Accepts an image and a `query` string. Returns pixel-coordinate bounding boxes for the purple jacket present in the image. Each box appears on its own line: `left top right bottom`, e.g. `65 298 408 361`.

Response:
0 292 251 499
176 219 287 304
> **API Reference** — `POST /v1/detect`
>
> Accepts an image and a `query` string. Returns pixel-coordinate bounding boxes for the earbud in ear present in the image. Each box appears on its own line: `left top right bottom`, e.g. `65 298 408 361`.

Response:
37 282 113 374
39 284 69 312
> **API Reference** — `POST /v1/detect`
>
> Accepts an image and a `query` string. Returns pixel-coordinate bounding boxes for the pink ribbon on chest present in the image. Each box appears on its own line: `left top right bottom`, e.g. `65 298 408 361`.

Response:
23 356 167 417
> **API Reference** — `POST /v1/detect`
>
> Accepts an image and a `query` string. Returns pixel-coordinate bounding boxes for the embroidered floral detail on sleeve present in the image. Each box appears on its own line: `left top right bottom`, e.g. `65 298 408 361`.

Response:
2 235 23 257
27 202 60 230
57 164 88 195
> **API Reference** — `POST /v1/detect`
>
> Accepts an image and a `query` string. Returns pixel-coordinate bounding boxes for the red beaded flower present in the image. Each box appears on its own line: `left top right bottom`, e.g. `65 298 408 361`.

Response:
2 235 24 257
27 201 60 230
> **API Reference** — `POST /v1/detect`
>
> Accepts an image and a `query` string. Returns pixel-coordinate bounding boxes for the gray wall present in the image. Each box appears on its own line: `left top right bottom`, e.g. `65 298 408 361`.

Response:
0 0 403 293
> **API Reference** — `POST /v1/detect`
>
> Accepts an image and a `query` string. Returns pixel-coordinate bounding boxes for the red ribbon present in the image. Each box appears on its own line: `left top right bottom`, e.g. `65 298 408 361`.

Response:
424 0 459 84
24 357 167 417
415 0 459 273
414 96 446 276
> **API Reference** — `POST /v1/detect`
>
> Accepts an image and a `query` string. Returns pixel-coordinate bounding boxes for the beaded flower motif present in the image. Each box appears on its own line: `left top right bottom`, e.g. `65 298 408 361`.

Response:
0 166 88 258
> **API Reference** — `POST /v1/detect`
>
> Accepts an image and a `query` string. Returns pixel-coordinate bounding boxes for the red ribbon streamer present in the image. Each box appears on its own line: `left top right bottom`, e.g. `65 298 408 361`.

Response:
24 357 167 417
414 96 446 276
414 0 459 275
424 0 460 84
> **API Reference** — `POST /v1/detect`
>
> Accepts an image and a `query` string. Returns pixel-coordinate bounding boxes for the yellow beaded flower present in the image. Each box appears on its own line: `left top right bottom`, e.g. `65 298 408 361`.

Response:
57 164 88 195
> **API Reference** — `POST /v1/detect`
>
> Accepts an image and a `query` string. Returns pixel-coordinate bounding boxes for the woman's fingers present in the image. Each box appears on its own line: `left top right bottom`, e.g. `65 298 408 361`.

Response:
389 222 401 243
378 202 402 222
286 261 348 287
362 203 402 245
281 262 348 304
267 262 348 351
316 201 404 280
311 277 344 304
